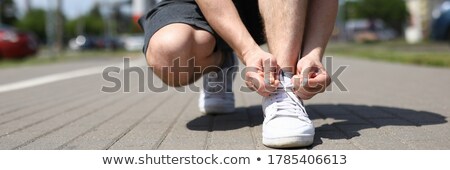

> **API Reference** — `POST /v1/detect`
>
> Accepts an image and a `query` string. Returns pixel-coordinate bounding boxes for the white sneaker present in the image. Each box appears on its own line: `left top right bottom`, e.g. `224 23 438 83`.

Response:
198 52 237 114
262 71 314 148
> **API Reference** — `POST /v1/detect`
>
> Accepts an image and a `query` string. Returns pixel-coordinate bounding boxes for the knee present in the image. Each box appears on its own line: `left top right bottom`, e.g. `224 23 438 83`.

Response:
146 29 192 87
146 24 215 67
145 24 215 87
146 30 192 68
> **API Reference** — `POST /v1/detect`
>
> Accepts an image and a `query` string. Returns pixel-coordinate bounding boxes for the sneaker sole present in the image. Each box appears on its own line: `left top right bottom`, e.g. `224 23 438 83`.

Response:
263 135 314 148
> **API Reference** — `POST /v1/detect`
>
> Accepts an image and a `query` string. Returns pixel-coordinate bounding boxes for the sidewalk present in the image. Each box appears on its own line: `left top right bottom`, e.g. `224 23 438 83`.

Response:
0 56 449 150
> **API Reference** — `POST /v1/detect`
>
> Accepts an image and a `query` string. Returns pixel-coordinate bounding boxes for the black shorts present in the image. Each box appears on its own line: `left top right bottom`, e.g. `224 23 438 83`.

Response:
138 0 265 55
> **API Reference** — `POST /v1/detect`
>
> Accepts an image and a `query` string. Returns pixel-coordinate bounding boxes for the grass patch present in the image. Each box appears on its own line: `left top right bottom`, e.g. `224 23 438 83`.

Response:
0 49 141 69
326 41 450 67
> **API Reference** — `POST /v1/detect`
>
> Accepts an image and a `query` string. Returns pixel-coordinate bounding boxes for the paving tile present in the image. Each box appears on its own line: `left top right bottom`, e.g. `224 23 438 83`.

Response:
20 93 154 150
65 92 182 150
107 92 194 150
157 94 210 150
0 92 129 149
0 91 105 139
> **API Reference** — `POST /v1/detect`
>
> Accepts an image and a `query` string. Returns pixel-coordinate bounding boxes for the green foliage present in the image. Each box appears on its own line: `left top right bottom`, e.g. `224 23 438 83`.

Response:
343 1 361 20
15 9 47 41
65 3 105 38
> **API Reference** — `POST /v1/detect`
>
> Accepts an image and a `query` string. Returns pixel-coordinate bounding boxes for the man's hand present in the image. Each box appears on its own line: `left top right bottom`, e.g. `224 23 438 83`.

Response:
243 47 279 97
292 56 331 100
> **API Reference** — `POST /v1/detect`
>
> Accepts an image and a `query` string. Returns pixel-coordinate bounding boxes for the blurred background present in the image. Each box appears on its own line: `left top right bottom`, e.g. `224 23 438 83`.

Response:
0 0 160 66
329 0 450 67
0 0 449 67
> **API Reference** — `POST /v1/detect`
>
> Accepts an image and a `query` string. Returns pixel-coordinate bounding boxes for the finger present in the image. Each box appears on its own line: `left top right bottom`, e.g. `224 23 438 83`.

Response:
292 74 310 92
263 57 278 85
298 62 317 88
264 79 279 93
270 57 279 85
293 75 325 100
296 91 314 100
296 77 328 97
305 72 330 92
294 86 317 100
245 81 257 92
246 72 271 96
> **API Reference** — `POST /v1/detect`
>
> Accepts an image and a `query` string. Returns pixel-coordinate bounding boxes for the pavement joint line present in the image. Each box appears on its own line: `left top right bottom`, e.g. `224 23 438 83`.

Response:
0 83 91 116
204 115 214 150
5 91 118 150
152 94 196 150
13 92 134 150
241 92 258 150
375 106 422 127
0 82 95 118
54 90 147 150
307 105 363 149
313 105 416 150
9 82 143 149
0 86 101 127
0 90 107 138
0 93 99 139
0 58 146 94
103 91 176 150
338 105 382 129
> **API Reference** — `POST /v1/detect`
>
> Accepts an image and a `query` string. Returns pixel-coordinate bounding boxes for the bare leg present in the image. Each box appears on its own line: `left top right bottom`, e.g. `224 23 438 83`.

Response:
301 0 338 60
147 23 222 87
292 0 337 100
259 0 309 73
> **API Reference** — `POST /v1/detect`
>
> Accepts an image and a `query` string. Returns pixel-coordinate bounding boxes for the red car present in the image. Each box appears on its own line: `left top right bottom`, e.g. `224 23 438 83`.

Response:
0 26 38 59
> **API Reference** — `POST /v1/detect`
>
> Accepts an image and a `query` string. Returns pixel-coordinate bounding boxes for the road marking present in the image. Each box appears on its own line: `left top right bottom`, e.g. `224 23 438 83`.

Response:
0 58 146 93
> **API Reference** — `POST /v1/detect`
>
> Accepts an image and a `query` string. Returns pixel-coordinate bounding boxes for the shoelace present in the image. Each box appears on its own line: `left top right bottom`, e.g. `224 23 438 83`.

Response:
271 90 301 113
266 80 309 122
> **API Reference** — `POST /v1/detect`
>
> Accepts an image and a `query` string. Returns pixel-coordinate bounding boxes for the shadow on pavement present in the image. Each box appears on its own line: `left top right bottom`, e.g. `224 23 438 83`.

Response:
186 104 447 148
186 105 264 131
308 104 447 149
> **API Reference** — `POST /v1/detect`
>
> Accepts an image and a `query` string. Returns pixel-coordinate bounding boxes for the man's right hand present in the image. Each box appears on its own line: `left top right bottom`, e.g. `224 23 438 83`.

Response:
242 47 279 97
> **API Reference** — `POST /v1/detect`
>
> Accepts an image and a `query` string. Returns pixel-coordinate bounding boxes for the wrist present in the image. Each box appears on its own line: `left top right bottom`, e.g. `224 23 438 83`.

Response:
240 43 261 65
301 48 324 61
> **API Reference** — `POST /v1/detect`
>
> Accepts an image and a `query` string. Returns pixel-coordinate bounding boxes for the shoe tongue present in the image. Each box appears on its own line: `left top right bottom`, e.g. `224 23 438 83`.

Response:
280 70 293 87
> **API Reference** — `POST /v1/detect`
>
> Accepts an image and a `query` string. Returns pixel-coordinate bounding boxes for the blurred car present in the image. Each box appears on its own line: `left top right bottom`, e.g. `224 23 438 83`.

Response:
431 0 450 41
0 25 38 59
95 36 124 50
119 35 145 51
68 35 123 50
345 19 397 43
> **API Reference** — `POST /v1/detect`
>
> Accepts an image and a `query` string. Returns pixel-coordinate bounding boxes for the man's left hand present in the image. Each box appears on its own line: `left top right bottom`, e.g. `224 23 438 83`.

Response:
292 56 331 100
